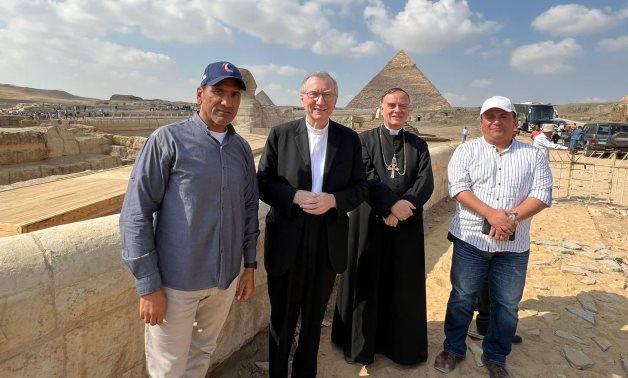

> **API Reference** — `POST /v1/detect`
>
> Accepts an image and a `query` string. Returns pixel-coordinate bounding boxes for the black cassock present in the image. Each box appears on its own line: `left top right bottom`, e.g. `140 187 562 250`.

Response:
331 126 434 365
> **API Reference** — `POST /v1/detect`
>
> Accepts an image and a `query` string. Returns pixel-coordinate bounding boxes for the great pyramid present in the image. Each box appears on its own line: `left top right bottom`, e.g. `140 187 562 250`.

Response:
346 50 450 110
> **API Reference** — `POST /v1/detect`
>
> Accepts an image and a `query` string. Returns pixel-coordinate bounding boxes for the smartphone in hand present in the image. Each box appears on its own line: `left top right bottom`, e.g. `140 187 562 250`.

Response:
482 218 515 241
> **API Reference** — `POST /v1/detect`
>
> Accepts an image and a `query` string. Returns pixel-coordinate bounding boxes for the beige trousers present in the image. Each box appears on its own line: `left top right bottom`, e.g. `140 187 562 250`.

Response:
145 278 238 378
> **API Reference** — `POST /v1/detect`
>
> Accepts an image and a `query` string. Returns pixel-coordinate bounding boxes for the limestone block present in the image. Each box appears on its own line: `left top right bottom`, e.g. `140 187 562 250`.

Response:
43 126 64 158
48 126 81 156
0 234 55 354
119 363 147 378
86 155 122 171
19 119 38 127
39 164 64 177
112 135 131 146
424 145 456 210
0 336 65 378
55 161 90 175
0 169 9 185
211 282 271 369
130 136 147 150
76 135 113 155
33 215 135 327
0 128 48 164
63 139 80 156
111 145 128 158
65 304 144 377
11 165 42 183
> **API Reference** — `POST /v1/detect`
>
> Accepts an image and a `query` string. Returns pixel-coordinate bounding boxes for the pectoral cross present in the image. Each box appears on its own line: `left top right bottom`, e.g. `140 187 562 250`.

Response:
388 155 400 178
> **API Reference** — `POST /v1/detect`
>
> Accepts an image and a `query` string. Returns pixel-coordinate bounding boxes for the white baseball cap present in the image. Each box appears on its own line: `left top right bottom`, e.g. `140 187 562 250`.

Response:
542 123 555 132
480 96 516 116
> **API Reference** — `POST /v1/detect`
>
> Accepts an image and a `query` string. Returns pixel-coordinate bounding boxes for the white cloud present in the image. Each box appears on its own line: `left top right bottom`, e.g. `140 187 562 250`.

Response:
364 0 500 53
510 38 583 75
313 0 363 15
471 79 492 88
465 38 511 58
532 4 628 37
465 45 482 56
580 96 608 103
241 64 307 79
597 35 628 53
208 1 375 57
312 30 378 57
0 0 207 100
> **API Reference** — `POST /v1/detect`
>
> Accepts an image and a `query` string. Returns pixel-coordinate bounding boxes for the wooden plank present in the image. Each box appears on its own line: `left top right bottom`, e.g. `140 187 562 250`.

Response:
0 166 132 236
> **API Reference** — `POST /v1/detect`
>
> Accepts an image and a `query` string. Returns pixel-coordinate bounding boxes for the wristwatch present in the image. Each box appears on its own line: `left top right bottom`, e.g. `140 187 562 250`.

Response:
244 261 258 269
507 213 518 223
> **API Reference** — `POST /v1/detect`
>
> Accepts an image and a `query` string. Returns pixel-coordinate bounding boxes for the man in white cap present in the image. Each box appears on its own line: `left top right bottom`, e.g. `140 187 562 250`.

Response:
434 96 552 378
533 123 568 156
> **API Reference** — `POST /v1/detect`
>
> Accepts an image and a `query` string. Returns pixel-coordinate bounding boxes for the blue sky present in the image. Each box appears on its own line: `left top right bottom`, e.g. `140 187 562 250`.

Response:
0 0 626 107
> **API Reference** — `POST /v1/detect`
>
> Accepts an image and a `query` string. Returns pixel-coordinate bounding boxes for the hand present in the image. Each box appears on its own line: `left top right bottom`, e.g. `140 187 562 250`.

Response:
383 214 399 227
300 192 336 215
293 190 317 205
490 226 513 241
390 200 416 221
486 209 516 240
235 268 255 302
140 289 167 326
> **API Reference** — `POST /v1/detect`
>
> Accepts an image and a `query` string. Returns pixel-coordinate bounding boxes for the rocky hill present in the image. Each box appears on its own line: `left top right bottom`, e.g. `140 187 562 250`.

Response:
0 84 99 105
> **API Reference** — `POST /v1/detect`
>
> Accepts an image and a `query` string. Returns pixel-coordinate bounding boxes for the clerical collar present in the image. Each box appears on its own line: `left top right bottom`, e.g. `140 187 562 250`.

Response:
383 124 402 136
306 120 329 135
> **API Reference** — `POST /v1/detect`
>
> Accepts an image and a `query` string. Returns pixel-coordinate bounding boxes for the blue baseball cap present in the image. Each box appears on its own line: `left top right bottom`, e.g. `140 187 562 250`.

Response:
200 61 246 90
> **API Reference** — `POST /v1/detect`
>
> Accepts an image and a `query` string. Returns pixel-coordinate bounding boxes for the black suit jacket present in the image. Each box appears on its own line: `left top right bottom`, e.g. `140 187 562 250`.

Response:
257 118 367 276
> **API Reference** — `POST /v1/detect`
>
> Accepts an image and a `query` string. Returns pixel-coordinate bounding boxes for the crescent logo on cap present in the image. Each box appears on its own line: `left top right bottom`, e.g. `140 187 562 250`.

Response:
222 62 234 73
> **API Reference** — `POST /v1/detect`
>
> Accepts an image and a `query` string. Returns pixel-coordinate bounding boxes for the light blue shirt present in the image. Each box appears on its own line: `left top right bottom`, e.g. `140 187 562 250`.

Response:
120 113 259 296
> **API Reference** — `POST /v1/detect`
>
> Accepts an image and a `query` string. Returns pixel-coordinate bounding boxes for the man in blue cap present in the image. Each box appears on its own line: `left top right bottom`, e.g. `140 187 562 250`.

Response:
120 61 260 377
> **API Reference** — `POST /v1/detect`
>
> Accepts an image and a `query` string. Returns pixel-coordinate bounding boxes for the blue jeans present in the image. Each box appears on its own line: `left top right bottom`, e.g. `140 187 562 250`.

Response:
443 237 529 366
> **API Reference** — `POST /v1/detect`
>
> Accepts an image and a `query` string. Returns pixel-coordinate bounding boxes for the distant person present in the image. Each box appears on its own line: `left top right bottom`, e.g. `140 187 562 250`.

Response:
533 123 568 156
569 124 584 153
257 72 367 378
434 96 552 378
120 61 260 377
558 122 565 133
332 88 434 366
530 124 542 140
461 126 469 142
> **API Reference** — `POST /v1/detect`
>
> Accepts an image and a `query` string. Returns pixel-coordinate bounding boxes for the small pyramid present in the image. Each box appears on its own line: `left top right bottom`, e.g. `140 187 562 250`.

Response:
255 90 275 106
347 50 450 110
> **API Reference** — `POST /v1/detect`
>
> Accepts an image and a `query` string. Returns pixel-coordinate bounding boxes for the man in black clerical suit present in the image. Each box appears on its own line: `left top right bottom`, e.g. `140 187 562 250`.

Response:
257 72 367 378
332 87 434 366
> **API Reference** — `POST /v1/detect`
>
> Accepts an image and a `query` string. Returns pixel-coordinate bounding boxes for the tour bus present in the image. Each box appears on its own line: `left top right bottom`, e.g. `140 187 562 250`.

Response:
515 102 556 132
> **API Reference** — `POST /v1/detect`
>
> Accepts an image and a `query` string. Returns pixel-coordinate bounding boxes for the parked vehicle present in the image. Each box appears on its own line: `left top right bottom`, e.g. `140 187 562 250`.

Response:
515 102 556 132
581 122 628 156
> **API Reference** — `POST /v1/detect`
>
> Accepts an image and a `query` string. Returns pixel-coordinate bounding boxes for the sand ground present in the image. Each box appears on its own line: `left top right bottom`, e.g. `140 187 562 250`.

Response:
214 196 627 377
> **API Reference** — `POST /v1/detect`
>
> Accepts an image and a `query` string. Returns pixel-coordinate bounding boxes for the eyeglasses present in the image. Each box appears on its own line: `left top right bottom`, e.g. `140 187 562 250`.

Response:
302 91 337 101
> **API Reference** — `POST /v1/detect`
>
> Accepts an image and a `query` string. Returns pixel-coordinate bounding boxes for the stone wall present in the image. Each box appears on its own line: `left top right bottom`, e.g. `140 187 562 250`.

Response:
80 118 182 137
0 145 456 376
0 124 132 185
0 128 48 164
0 116 28 128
